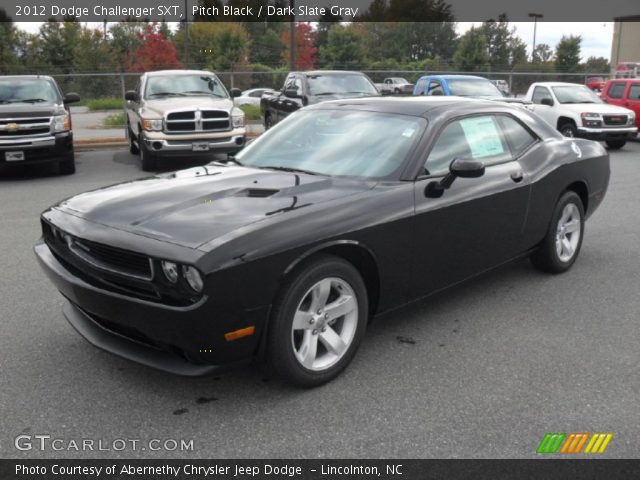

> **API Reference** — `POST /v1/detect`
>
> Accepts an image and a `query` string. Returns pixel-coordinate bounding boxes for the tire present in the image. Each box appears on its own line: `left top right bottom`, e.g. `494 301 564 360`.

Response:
139 137 157 171
266 254 368 388
394 88 400 95
606 140 626 150
530 191 585 274
264 113 273 130
128 125 139 155
58 154 75 175
559 122 577 138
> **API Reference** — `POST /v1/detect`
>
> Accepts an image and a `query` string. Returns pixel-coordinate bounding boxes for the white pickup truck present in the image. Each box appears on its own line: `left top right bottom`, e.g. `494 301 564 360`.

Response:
375 77 414 95
525 82 637 149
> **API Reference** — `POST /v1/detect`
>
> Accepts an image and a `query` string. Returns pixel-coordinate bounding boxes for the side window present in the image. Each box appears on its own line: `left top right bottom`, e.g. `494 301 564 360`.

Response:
607 82 626 99
427 80 444 96
498 116 537 156
415 78 428 95
249 90 263 98
294 78 303 92
532 86 552 104
628 84 640 100
425 115 511 176
284 75 295 91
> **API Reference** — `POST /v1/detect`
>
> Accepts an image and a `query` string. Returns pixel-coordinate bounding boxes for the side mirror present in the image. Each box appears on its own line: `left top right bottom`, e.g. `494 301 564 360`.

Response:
284 88 301 99
540 97 554 107
63 92 80 104
125 90 139 102
229 88 242 98
425 158 485 198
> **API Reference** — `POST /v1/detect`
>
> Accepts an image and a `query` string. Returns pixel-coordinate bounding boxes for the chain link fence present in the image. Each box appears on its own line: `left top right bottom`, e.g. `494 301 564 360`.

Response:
42 70 609 104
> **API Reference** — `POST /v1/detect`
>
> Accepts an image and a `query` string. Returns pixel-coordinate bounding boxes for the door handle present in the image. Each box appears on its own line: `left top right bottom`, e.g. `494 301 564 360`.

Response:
510 170 524 183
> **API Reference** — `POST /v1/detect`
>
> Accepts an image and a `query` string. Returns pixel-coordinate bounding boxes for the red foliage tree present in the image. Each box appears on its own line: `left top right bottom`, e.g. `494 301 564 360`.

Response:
281 23 317 70
125 23 182 72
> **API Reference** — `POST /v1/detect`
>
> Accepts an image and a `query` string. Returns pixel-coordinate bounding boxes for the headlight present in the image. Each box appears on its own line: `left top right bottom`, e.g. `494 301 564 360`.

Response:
183 266 204 293
161 261 179 283
142 118 163 131
53 113 70 132
629 112 636 125
580 112 602 127
231 108 245 128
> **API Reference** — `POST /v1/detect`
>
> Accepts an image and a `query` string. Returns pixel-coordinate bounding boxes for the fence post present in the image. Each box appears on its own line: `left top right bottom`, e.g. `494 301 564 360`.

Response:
120 71 127 139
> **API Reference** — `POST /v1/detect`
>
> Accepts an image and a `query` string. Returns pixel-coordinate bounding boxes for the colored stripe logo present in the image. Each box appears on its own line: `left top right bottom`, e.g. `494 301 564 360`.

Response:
537 433 612 454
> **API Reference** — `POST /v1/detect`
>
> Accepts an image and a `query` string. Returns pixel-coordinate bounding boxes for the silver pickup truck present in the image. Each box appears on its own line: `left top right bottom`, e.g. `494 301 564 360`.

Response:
125 70 246 171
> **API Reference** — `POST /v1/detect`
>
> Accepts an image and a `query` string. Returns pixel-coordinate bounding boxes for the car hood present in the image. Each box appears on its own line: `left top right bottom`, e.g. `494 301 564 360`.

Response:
55 165 373 249
0 103 66 117
558 103 634 115
140 96 235 117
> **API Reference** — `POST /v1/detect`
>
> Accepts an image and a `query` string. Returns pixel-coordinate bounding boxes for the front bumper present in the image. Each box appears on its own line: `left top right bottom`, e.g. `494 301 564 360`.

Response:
142 128 246 157
34 241 266 375
576 126 637 141
0 132 73 165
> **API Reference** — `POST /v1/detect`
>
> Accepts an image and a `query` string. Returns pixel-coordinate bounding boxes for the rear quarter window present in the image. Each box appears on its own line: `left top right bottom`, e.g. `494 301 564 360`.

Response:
629 84 640 100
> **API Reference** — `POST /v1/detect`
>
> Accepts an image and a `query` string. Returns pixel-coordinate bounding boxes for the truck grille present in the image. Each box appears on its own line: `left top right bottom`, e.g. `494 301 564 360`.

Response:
165 110 230 133
603 114 628 126
0 117 51 137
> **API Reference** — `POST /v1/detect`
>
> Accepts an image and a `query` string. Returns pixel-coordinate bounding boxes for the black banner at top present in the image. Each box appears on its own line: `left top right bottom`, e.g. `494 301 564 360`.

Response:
1 0 639 22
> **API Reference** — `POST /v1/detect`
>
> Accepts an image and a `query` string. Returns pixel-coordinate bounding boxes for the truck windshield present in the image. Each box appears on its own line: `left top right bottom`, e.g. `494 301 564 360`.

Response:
236 109 425 179
552 86 602 104
0 78 60 104
145 75 228 99
307 75 379 96
447 78 502 97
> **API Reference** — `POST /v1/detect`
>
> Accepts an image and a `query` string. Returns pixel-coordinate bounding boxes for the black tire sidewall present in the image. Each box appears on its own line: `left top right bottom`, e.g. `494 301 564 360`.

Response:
606 140 626 150
140 136 156 171
267 255 368 387
58 153 75 175
534 191 585 273
559 123 577 138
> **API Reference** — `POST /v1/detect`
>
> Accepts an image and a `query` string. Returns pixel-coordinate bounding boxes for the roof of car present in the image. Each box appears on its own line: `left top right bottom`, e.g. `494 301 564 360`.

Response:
145 70 215 76
311 96 515 117
1 75 54 80
417 74 489 81
292 70 367 76
532 82 586 87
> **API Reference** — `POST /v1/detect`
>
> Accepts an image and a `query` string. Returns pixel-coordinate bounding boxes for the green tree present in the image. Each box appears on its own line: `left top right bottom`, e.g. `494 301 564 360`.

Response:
73 26 118 97
532 43 553 64
480 14 512 68
583 56 610 74
509 36 528 68
319 25 365 70
555 35 582 72
453 27 489 71
314 10 342 67
0 9 18 74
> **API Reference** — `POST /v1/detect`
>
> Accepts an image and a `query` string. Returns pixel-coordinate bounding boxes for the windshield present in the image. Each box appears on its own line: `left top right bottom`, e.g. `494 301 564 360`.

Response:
0 78 60 104
307 74 379 96
552 86 603 104
447 78 502 97
236 109 425 179
144 74 228 99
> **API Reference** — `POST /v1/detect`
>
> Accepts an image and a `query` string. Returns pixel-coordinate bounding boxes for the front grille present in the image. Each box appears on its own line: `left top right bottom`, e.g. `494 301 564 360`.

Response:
165 110 230 133
603 115 628 126
0 117 51 137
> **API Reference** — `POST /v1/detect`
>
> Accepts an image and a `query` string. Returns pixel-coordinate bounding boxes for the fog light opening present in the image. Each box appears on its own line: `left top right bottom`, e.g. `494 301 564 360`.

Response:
235 137 245 146
152 141 163 150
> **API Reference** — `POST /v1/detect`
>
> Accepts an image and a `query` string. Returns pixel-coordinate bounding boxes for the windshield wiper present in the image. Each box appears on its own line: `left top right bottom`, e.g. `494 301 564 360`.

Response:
182 90 224 98
260 166 320 176
8 98 48 103
147 92 185 97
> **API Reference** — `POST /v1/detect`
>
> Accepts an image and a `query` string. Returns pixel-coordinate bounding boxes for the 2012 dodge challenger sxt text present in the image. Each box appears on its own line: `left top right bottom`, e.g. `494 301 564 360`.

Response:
35 97 610 387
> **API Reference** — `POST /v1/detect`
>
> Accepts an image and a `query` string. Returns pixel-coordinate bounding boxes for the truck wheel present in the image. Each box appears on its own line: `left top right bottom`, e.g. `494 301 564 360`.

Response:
128 125 139 155
264 113 273 130
394 88 400 95
606 140 626 150
58 154 76 175
559 123 577 138
140 139 157 171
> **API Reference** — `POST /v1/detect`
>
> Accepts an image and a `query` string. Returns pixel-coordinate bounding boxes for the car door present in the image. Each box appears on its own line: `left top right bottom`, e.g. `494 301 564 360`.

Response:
602 81 627 108
280 75 305 121
127 77 143 138
411 113 531 298
427 79 445 96
530 86 556 125
624 82 640 127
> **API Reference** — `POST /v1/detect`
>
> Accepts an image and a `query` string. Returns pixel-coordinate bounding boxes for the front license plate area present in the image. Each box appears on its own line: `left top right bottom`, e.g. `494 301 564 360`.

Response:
5 151 25 162
192 143 210 152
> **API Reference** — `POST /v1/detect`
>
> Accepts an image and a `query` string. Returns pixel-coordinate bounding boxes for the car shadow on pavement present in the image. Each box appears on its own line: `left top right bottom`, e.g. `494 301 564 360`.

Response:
0 161 67 180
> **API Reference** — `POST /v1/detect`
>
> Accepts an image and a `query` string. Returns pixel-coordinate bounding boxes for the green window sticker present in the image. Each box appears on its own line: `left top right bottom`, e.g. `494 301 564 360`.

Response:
459 116 505 158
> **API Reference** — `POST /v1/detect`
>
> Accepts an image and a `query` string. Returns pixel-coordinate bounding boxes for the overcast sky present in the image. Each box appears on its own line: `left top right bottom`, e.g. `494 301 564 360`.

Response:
15 21 614 61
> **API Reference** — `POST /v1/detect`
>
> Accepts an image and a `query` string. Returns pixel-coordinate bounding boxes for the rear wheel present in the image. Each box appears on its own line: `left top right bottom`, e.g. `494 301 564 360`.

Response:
266 255 368 388
559 122 577 138
264 113 273 130
58 154 75 175
531 191 584 273
606 139 626 150
139 137 157 171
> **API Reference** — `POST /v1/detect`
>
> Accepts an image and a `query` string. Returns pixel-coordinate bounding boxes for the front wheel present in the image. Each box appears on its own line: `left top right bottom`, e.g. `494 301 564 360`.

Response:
139 137 157 171
559 123 577 138
127 125 139 154
606 139 626 150
531 191 584 273
58 154 75 175
266 255 368 387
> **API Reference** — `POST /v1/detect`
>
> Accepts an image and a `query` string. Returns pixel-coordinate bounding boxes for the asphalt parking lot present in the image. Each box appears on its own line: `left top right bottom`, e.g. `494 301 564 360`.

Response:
1 144 639 459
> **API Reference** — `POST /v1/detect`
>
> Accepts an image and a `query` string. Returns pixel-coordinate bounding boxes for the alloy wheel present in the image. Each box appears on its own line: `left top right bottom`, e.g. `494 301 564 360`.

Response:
555 203 581 262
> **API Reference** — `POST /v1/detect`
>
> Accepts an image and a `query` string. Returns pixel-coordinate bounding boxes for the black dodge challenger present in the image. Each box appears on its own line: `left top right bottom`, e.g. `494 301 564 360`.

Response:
35 97 610 387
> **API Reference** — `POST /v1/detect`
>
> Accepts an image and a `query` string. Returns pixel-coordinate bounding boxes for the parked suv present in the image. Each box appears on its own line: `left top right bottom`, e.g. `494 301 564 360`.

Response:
125 70 246 171
600 79 640 128
0 76 79 174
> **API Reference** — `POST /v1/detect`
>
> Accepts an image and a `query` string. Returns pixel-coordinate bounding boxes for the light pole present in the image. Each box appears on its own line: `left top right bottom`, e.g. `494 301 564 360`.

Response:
528 13 544 61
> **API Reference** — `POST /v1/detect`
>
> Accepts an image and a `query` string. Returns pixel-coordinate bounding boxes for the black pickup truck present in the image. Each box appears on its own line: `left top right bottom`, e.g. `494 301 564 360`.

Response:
260 70 379 128
0 76 80 174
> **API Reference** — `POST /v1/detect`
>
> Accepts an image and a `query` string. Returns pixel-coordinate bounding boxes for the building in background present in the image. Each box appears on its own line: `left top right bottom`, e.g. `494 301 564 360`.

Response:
611 17 640 76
